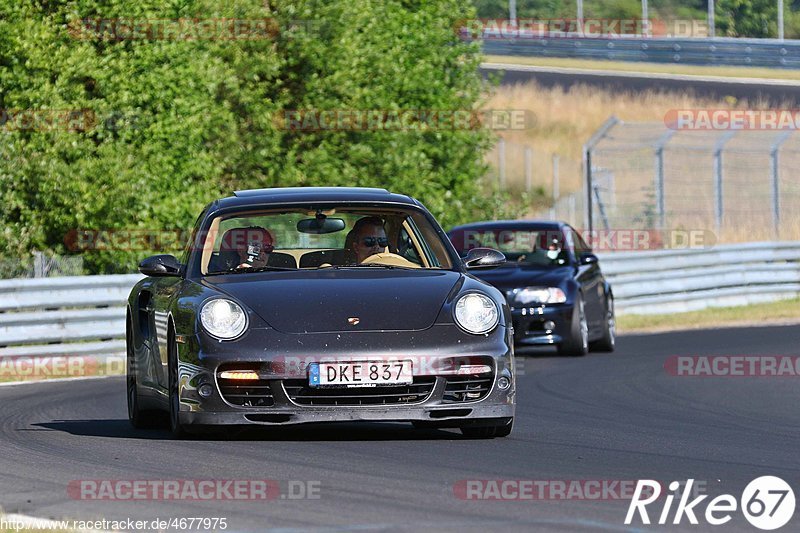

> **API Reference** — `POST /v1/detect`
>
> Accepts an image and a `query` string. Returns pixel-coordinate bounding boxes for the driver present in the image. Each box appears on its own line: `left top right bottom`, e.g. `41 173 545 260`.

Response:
546 237 566 265
218 226 274 270
348 216 388 263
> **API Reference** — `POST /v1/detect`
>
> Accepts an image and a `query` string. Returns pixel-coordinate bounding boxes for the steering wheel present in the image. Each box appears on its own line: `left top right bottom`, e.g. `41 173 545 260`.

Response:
360 252 419 268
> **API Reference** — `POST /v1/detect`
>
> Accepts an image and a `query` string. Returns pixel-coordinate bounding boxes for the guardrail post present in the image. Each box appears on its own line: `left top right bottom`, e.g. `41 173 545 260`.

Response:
498 138 506 188
642 0 649 37
770 130 793 237
583 116 619 236
33 251 44 278
653 130 676 230
593 185 610 231
552 153 560 203
713 131 735 234
524 146 533 192
583 147 591 232
568 195 576 226
708 0 715 38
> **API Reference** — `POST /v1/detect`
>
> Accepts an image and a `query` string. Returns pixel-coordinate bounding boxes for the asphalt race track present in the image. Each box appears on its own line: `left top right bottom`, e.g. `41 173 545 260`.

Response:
484 64 800 105
0 325 798 532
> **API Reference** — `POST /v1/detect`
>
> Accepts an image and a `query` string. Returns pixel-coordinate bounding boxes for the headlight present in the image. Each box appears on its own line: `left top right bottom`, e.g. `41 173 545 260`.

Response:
200 298 247 340
454 293 499 335
512 287 567 305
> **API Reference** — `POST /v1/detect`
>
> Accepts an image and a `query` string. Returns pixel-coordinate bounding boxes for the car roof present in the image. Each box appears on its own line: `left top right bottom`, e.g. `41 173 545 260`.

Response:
449 220 565 232
212 187 419 210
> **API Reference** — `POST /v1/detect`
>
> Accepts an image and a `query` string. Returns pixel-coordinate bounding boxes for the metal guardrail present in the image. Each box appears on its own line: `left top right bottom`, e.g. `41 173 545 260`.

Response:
0 274 141 358
482 36 800 69
0 242 797 358
597 241 800 314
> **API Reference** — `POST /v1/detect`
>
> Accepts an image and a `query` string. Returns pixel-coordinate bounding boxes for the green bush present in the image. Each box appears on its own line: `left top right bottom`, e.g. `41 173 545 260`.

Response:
1 0 524 274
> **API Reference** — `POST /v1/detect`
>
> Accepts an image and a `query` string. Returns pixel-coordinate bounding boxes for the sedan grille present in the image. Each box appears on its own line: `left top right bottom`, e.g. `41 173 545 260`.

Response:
443 374 493 403
282 377 436 406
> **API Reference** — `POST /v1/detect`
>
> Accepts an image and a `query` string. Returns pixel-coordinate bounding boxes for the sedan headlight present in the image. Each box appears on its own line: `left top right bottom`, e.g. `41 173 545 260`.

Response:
200 298 247 340
512 287 567 305
454 293 499 335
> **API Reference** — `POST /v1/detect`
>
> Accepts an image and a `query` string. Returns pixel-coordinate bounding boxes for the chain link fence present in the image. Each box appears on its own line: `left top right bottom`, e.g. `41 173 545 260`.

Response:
584 117 800 242
485 138 583 225
484 118 800 244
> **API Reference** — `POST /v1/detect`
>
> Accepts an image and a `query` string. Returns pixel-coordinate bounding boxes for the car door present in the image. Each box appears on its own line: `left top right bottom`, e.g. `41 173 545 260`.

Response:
150 276 184 391
567 226 604 329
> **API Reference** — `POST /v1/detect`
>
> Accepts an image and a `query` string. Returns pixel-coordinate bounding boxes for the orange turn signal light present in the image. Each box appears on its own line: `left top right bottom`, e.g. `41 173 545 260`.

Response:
219 370 259 380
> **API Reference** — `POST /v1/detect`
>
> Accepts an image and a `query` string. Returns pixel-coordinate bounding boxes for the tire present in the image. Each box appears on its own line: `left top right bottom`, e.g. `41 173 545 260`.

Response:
168 326 191 439
590 296 616 352
460 418 514 439
127 315 157 429
557 295 589 356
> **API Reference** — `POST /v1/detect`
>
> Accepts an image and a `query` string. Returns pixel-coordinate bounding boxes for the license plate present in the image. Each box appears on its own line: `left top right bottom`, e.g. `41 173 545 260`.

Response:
309 361 413 387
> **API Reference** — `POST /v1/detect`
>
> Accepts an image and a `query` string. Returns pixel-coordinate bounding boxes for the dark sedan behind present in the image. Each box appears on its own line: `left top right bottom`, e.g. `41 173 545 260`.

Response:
448 220 615 355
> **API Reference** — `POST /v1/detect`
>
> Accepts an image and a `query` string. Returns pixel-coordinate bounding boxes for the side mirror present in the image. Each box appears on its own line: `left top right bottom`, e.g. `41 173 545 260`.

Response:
139 254 182 277
580 253 599 265
463 247 506 269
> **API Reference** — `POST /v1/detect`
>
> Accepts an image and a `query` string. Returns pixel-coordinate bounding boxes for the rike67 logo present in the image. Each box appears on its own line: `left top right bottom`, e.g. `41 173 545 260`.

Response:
625 477 795 530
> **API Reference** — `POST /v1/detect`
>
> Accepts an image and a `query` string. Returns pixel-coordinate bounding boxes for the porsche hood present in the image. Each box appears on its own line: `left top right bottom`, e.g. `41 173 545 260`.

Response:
202 269 462 333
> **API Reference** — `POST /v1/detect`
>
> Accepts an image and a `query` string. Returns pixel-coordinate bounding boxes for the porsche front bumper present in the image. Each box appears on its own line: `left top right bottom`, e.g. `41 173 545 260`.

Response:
175 324 515 427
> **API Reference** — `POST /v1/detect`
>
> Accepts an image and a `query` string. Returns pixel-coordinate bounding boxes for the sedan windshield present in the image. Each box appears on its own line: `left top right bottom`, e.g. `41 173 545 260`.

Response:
449 227 570 267
198 207 455 274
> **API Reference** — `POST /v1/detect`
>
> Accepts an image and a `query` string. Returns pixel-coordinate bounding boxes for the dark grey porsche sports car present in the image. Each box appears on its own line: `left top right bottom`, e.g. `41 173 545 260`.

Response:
127 187 515 438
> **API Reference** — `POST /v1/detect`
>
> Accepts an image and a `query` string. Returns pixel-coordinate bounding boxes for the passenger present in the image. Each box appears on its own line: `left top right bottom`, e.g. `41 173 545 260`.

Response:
218 226 274 270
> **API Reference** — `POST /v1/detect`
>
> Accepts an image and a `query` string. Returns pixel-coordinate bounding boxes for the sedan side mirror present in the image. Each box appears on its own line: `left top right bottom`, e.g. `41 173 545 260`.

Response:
139 254 182 277
463 247 506 269
580 253 599 265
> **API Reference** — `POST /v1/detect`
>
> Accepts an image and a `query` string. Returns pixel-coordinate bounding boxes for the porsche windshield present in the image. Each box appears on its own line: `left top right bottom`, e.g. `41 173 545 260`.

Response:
449 227 570 267
199 207 455 274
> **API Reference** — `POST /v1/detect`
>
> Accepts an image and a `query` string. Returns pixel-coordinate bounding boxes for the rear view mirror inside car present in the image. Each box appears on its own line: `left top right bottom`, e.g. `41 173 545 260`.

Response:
297 217 346 234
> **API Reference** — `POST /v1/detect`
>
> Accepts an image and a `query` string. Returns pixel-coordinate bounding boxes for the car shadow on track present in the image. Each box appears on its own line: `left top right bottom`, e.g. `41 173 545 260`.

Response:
514 346 563 358
32 420 478 441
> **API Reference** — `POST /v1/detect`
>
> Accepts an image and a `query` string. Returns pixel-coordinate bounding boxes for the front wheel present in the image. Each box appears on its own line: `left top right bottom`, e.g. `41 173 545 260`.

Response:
460 418 514 439
590 296 616 352
127 317 156 429
557 295 589 356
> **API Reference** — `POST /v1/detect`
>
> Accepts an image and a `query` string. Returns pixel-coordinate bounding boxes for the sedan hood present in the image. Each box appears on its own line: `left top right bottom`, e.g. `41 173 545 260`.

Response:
201 269 462 333
470 265 573 293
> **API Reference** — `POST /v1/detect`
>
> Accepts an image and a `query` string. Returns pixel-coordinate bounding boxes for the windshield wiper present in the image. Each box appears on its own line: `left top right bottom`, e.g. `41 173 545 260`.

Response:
354 263 422 270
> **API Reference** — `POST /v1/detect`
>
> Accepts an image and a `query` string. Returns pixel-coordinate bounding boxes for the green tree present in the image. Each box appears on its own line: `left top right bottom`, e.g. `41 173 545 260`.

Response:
1 0 510 274
717 0 778 37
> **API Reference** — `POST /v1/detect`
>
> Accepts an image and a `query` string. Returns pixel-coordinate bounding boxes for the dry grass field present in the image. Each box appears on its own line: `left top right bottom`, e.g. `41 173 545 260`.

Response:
482 81 800 242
